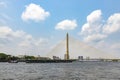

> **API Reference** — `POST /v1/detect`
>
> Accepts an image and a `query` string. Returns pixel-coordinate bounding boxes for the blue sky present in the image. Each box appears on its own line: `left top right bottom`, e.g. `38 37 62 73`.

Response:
0 0 120 58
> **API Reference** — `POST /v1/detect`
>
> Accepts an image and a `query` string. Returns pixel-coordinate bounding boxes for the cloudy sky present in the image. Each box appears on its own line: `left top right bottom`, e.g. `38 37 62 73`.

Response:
0 0 120 58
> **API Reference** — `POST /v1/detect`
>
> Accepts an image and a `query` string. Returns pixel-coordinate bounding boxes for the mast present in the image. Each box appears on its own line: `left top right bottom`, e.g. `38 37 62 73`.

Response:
65 33 69 60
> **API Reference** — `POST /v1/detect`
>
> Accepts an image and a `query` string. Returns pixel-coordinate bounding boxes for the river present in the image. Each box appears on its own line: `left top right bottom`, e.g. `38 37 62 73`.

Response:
0 62 120 80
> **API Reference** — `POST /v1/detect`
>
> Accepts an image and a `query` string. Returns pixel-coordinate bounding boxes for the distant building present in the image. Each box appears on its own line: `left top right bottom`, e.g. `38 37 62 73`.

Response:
53 56 61 60
78 56 83 60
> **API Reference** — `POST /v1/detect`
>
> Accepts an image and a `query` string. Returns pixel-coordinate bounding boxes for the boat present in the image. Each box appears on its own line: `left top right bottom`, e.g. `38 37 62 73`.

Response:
26 59 76 63
8 60 18 63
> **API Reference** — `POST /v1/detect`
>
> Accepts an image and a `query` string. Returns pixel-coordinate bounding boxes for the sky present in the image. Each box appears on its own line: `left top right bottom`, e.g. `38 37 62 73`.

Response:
0 0 120 58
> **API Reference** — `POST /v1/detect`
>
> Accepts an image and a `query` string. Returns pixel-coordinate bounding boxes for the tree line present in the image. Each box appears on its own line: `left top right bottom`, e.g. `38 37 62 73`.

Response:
0 53 50 62
0 53 36 62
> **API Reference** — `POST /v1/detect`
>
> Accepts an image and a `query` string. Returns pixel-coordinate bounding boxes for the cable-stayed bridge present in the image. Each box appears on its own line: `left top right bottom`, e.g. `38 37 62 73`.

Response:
46 33 117 59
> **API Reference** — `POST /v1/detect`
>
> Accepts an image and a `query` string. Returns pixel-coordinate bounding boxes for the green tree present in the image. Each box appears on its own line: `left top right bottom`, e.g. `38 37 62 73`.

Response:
0 53 9 61
24 55 35 60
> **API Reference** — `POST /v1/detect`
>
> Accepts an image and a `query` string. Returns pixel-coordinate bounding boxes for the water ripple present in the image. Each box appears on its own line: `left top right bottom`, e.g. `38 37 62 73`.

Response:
0 62 120 80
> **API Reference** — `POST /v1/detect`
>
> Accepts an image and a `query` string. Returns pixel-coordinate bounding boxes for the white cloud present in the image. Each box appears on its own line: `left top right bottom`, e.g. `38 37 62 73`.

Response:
0 26 50 56
55 19 77 30
79 10 120 57
80 10 102 35
19 36 48 48
21 3 50 22
87 10 102 23
80 10 120 43
80 23 102 36
0 26 25 41
80 10 104 42
103 13 120 34
84 34 107 43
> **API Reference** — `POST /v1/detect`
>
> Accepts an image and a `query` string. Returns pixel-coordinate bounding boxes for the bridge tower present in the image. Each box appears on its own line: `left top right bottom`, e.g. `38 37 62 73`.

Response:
64 33 70 60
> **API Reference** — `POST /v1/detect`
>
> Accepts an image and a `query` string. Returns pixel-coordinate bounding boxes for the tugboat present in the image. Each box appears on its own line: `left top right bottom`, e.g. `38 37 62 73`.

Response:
8 60 18 63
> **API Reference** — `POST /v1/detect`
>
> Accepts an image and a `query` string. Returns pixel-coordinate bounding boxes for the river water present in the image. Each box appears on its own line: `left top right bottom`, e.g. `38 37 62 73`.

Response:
0 62 120 80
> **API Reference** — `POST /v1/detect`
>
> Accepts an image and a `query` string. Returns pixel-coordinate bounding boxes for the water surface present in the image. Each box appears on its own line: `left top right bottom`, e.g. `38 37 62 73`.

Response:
0 62 120 80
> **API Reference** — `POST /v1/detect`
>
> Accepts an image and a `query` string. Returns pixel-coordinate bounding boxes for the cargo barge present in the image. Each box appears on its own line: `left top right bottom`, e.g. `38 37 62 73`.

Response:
26 59 76 63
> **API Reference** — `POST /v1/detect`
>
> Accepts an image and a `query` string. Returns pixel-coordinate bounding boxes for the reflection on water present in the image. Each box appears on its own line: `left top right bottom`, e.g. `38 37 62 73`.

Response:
0 62 120 80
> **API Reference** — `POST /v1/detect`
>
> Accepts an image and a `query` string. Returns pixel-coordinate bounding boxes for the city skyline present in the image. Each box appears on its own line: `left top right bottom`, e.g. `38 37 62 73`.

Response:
0 0 120 58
